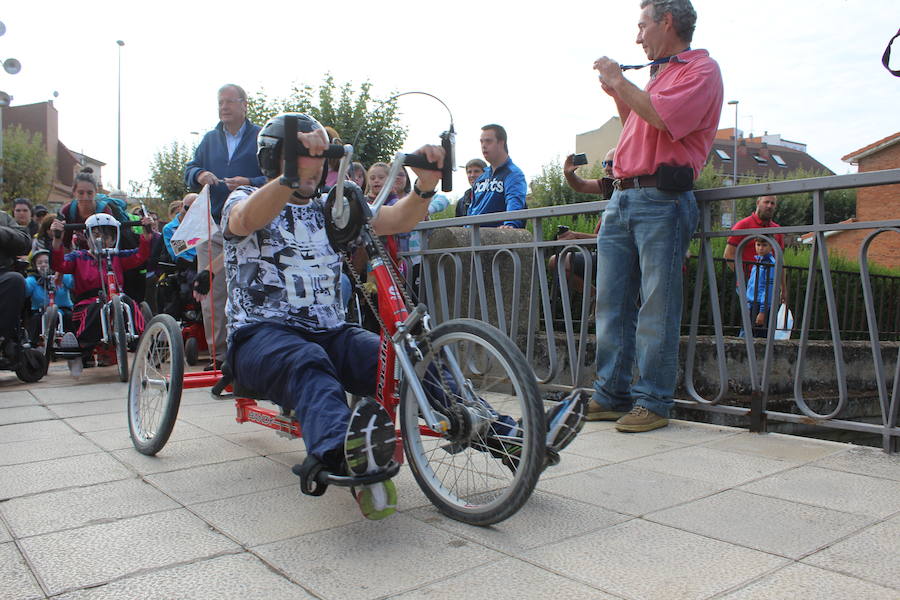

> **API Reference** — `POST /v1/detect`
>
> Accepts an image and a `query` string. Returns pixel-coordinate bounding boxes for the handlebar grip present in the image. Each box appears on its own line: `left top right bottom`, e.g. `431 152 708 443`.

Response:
63 223 86 231
295 144 346 159
283 115 299 181
441 130 454 193
402 153 441 171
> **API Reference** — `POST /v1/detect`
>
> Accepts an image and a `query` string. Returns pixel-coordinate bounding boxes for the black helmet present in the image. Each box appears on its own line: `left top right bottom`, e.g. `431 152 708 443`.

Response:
257 112 325 179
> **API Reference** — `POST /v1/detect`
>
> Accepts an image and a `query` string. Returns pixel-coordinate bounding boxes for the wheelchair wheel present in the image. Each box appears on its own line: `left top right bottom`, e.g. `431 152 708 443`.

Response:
112 296 128 382
42 305 59 372
139 301 153 328
128 314 184 455
184 336 199 366
399 319 544 526
15 348 47 383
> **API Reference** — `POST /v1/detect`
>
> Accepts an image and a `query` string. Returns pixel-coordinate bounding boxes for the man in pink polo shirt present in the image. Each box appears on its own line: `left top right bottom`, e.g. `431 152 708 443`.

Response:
725 194 788 308
586 0 723 432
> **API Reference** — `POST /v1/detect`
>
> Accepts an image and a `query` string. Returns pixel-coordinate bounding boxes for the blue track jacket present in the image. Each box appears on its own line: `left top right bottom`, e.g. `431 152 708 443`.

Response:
467 157 527 228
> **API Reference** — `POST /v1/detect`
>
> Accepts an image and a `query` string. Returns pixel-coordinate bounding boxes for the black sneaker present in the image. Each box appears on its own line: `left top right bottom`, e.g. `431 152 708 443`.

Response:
546 390 589 453
344 398 398 520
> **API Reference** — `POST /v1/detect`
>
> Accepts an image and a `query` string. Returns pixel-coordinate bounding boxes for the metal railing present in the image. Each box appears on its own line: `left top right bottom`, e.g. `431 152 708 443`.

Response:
401 168 900 453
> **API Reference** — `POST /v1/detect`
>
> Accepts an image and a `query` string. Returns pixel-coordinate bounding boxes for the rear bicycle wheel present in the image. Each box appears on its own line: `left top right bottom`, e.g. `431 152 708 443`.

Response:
399 319 544 526
112 296 128 382
128 314 184 455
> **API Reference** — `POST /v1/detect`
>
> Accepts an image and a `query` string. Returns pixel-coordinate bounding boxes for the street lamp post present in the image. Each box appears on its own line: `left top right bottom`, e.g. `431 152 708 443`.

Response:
1 20 21 200
727 100 739 225
116 40 124 192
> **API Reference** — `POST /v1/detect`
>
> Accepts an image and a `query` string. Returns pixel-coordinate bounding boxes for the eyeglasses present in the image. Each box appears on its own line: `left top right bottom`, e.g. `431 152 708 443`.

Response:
218 98 245 107
601 160 614 168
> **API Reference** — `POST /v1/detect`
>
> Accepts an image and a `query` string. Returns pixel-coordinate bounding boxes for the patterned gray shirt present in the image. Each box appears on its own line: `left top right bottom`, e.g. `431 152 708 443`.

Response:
221 187 345 343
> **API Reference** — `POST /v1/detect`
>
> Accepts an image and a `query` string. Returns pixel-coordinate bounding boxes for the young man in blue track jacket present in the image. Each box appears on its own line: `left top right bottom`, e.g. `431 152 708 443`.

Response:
466 124 527 228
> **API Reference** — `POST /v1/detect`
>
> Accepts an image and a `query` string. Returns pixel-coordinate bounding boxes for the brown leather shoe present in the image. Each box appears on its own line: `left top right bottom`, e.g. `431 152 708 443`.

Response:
614 406 669 433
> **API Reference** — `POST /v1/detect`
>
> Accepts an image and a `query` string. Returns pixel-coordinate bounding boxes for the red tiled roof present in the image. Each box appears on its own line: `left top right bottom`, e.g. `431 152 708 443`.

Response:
841 132 900 163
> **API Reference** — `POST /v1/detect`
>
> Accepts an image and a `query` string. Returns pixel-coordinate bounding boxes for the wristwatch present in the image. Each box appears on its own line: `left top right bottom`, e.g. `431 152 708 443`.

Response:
413 179 436 199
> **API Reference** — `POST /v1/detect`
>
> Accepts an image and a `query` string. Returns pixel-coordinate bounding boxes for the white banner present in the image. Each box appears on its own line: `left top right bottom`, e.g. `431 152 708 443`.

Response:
170 185 218 256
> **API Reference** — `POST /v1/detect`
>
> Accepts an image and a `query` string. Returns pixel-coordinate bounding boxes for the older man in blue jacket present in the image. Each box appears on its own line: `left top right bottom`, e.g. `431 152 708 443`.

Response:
467 124 527 229
183 83 265 369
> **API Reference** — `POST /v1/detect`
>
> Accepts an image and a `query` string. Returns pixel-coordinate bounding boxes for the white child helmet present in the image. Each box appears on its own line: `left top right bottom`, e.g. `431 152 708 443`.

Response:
84 213 121 252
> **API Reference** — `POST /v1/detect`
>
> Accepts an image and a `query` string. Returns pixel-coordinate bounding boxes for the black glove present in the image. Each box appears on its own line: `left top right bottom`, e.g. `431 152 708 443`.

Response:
194 269 213 295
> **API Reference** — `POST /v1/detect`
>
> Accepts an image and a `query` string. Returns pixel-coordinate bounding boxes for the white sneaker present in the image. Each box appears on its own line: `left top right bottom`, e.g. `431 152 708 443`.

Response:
67 358 83 378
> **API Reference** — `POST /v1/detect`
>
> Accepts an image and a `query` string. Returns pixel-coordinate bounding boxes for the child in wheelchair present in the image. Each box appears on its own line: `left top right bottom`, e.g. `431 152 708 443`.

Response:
23 249 75 350
50 213 153 375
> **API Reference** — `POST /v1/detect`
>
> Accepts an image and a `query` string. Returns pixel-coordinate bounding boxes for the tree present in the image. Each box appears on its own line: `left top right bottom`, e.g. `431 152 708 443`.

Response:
1 125 54 206
246 74 406 167
149 141 194 204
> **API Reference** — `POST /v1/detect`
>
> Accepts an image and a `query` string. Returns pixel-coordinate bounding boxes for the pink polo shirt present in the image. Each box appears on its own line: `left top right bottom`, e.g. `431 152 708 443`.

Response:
614 49 724 181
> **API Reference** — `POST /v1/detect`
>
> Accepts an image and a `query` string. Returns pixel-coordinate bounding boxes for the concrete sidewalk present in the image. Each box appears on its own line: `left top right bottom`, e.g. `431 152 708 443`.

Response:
1 364 899 599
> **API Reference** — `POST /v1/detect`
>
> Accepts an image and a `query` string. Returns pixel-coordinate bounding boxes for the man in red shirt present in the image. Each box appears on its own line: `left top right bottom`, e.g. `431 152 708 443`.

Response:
725 195 787 305
586 0 723 433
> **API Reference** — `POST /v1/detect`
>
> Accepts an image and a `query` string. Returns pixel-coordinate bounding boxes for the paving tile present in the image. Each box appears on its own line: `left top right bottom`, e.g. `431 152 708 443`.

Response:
0 434 101 466
409 490 629 553
0 405 56 425
54 553 310 599
146 456 296 504
266 449 306 468
192 484 361 546
626 446 794 487
803 519 900 590
222 430 306 456
524 519 787 600
179 389 224 406
705 432 847 463
740 465 900 518
0 453 133 499
177 401 240 419
254 514 501 600
566 428 686 462
538 462 723 516
638 419 744 445
0 390 37 409
184 413 257 435
63 412 125 433
19 509 238 595
1 478 179 538
0 542 43 600
812 446 900 481
721 562 899 599
539 450 608 479
647 489 875 559
111 435 256 475
49 399 125 419
391 556 614 599
84 419 214 451
0 419 74 443
30 382 128 405
0 521 9 543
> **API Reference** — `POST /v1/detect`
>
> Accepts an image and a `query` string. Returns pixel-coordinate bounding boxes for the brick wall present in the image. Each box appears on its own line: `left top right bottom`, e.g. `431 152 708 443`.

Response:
830 142 900 269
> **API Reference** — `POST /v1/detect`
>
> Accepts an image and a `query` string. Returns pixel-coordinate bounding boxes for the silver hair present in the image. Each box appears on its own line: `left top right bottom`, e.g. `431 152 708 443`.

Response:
640 0 697 44
217 83 247 101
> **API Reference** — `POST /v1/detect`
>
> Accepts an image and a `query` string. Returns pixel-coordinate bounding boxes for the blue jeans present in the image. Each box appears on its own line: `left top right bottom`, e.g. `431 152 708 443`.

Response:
592 187 698 417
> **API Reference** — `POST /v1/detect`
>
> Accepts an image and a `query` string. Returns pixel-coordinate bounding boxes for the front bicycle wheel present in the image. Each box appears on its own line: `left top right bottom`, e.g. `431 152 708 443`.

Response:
112 296 128 382
128 314 184 455
42 305 58 372
400 319 544 526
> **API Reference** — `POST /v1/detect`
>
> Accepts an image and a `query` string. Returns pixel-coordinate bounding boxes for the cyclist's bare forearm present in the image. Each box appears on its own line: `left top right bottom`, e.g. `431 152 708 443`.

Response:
371 190 433 236
226 179 293 237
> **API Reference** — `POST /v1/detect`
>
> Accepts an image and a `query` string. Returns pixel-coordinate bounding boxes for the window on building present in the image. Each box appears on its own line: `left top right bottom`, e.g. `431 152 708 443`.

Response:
772 154 787 167
752 155 768 164
715 149 731 160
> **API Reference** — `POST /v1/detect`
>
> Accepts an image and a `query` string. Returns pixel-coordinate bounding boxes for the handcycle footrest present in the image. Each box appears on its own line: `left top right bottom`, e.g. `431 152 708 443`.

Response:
291 459 401 497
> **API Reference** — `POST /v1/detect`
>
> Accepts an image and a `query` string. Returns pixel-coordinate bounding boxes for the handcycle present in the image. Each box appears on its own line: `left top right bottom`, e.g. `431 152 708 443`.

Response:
127 120 585 525
59 220 152 381
156 259 207 366
28 256 79 373
0 260 48 383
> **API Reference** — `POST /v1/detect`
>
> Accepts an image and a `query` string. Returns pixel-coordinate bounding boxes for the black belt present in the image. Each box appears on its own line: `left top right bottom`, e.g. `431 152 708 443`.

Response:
614 175 658 190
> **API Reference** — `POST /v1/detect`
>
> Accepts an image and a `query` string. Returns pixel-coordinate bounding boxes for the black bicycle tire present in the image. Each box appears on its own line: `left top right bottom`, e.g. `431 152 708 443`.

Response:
399 318 544 526
184 336 199 366
42 304 59 371
128 314 184 455
113 296 128 382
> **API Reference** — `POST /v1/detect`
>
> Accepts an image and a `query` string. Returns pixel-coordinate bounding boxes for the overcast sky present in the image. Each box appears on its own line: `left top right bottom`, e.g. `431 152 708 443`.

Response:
2 0 898 198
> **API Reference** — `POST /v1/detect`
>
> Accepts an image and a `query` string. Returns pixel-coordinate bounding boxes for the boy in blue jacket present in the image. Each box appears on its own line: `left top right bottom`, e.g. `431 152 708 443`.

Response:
747 239 776 337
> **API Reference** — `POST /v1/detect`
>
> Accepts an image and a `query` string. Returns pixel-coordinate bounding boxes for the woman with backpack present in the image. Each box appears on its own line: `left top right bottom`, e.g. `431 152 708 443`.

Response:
56 168 134 251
